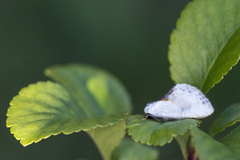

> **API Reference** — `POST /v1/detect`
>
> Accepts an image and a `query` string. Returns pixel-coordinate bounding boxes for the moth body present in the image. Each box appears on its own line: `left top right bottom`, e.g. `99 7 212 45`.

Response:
144 84 214 120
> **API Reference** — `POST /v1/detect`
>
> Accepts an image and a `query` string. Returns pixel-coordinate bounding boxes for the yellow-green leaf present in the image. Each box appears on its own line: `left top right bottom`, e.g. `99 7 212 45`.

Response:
45 64 132 116
7 64 132 160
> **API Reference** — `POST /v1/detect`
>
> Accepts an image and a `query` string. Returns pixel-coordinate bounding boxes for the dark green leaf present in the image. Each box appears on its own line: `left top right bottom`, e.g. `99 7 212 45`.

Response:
175 130 190 160
111 138 159 160
169 0 240 93
127 115 199 146
191 127 237 160
209 103 240 136
221 125 240 159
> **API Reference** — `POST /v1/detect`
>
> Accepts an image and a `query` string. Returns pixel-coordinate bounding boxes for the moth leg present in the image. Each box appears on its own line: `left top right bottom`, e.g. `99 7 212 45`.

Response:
142 114 166 123
162 118 168 122
141 113 149 121
150 116 162 122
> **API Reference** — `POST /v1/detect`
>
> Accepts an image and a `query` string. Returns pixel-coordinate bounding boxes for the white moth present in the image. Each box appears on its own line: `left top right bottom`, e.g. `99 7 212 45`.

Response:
144 83 214 120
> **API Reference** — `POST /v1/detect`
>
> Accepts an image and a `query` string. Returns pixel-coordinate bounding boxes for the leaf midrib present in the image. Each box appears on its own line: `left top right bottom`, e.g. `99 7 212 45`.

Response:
200 23 240 92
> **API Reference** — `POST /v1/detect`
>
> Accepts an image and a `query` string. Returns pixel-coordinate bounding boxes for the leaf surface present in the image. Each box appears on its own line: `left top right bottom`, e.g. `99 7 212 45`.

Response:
7 81 129 146
45 64 132 116
87 120 127 160
209 103 240 136
221 125 240 159
175 130 190 160
7 64 132 160
191 127 237 160
127 115 199 146
169 0 240 93
111 138 159 160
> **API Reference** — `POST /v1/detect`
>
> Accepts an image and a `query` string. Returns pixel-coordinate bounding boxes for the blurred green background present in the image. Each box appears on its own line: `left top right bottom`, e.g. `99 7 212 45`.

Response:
1 0 240 160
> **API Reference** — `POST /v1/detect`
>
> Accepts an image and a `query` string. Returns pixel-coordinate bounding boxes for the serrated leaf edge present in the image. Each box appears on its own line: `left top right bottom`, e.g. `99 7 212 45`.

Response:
127 119 200 147
128 127 190 146
169 1 240 94
209 118 240 136
7 111 129 147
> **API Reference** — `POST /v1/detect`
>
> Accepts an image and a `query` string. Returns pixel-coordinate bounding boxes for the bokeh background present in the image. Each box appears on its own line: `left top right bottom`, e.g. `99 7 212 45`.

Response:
1 0 240 160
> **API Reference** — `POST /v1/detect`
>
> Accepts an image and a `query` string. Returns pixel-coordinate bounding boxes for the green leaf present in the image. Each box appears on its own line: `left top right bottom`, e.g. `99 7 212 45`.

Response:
175 130 190 160
6 81 129 148
7 64 132 160
111 138 159 160
190 127 237 160
221 125 240 159
209 103 240 136
127 114 199 146
44 64 132 116
87 120 127 160
169 0 240 93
